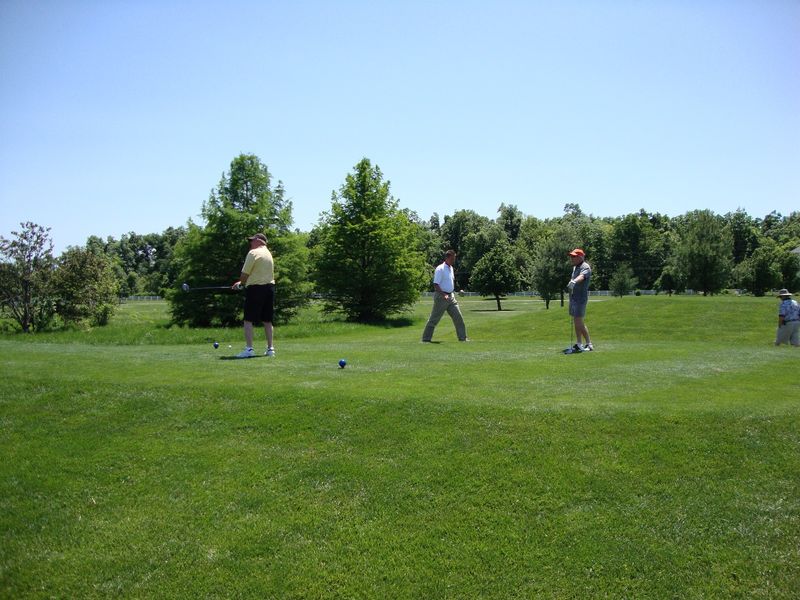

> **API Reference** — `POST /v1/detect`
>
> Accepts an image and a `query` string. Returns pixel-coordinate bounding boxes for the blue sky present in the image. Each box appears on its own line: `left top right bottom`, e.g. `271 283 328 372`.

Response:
1 0 798 254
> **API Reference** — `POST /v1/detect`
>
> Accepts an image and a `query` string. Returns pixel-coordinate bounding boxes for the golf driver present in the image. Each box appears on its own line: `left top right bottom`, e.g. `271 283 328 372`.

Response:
181 282 242 292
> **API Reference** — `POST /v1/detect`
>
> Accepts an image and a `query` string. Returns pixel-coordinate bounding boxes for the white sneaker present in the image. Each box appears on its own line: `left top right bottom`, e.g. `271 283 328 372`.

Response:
265 347 276 357
236 348 255 358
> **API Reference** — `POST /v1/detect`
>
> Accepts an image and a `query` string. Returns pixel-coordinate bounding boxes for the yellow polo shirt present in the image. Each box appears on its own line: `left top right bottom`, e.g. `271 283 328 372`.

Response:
241 246 275 285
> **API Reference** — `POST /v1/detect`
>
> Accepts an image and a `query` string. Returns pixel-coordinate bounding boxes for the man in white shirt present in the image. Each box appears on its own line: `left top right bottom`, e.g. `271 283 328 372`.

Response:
422 250 468 342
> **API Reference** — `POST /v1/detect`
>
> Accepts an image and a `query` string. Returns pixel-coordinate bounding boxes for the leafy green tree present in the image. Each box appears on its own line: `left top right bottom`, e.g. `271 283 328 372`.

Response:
439 210 491 289
760 211 800 247
778 246 800 291
497 203 523 242
470 238 520 310
314 158 428 322
725 209 760 265
53 247 119 325
169 154 309 326
460 222 507 287
655 261 684 296
609 211 665 289
731 240 783 296
675 210 733 295
0 222 57 332
609 263 638 297
532 227 575 309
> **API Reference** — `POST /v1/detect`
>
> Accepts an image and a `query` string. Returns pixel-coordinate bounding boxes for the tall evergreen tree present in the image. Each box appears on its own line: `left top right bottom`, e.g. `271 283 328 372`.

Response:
314 158 427 322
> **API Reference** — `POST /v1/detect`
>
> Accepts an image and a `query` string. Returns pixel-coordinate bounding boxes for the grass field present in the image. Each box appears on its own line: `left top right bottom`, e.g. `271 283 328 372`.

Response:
1 295 798 598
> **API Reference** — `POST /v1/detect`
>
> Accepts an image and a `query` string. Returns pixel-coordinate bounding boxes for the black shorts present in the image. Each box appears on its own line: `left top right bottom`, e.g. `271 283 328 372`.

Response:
244 283 275 324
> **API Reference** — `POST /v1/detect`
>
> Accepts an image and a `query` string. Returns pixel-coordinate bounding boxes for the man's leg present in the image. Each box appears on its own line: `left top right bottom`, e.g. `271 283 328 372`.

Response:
574 315 590 346
243 321 254 349
422 295 447 341
446 298 468 341
264 321 274 348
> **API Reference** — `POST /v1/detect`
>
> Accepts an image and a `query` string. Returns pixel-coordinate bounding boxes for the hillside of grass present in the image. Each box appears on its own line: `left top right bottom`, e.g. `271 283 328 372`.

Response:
1 295 797 598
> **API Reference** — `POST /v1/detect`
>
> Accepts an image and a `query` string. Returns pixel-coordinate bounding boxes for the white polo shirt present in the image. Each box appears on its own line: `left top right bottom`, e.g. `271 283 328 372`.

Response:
433 262 455 293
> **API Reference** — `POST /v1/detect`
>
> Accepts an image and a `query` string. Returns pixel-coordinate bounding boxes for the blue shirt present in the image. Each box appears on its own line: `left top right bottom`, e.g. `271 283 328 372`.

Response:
779 298 800 322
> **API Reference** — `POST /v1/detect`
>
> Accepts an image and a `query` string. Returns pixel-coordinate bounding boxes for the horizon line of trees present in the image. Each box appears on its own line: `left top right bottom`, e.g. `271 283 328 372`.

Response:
2 153 799 331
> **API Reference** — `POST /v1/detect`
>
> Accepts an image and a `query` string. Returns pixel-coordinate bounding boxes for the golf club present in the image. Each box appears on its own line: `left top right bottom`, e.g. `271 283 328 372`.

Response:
563 288 576 354
181 282 242 292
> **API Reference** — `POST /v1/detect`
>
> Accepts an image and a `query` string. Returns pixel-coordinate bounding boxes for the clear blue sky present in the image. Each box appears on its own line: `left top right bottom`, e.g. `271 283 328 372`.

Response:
1 0 798 254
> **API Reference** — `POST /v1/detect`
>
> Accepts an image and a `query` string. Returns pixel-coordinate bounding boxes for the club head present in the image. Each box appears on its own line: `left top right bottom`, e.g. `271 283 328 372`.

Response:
181 283 190 292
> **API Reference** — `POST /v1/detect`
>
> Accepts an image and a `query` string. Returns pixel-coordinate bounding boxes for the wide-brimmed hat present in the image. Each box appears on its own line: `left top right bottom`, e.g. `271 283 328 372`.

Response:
568 248 585 257
777 288 792 297
248 233 268 244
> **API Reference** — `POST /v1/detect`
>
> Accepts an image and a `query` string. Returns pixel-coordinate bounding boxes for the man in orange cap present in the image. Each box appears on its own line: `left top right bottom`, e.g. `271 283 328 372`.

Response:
567 248 593 352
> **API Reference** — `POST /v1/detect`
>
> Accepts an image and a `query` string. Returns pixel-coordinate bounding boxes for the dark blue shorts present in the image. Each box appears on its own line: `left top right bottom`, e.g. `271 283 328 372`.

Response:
244 284 275 324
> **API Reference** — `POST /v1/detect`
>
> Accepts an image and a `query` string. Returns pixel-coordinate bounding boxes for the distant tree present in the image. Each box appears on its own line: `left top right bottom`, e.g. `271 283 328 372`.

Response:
731 240 783 296
725 209 760 265
777 246 800 291
0 222 57 332
609 263 638 297
676 210 733 295
532 228 575 309
169 154 310 326
517 215 546 259
314 158 427 322
439 209 492 289
760 211 800 246
609 211 664 289
655 261 684 296
460 223 507 287
470 238 521 310
497 203 523 242
53 247 119 325
406 210 443 273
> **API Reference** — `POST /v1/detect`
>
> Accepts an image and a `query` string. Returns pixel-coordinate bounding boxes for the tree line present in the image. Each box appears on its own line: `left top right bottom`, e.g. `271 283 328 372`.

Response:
2 153 799 332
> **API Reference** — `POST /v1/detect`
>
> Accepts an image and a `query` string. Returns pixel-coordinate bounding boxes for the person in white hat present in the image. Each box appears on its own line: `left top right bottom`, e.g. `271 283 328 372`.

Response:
775 289 799 347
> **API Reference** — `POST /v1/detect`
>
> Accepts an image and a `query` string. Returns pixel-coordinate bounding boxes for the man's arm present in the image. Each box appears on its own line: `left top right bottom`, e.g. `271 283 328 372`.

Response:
233 272 249 289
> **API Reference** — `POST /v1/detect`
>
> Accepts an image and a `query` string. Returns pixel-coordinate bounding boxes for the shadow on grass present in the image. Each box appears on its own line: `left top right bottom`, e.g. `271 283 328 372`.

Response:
345 316 415 328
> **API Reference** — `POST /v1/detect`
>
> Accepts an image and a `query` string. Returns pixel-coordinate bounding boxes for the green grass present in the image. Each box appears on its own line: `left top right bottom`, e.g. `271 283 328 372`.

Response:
1 295 798 598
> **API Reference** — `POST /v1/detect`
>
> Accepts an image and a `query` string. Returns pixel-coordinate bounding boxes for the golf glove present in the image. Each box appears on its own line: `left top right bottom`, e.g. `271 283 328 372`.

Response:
567 280 576 291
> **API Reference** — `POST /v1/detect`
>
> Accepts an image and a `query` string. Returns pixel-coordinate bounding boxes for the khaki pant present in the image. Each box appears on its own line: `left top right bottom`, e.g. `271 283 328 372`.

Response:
775 321 800 346
422 292 467 342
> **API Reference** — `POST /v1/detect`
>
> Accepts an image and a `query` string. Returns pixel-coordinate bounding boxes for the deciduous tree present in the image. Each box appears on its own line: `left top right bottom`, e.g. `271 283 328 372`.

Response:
0 222 57 332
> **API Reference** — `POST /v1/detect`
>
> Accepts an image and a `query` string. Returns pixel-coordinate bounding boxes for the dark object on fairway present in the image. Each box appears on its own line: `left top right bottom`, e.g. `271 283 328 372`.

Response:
181 282 240 292
563 344 583 355
339 359 347 369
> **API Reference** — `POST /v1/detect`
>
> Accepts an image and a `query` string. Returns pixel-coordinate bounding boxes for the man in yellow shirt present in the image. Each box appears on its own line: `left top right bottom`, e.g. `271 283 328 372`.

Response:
232 233 276 358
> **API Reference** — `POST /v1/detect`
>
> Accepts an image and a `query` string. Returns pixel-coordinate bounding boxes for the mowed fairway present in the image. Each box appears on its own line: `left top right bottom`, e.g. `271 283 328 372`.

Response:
1 295 798 598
